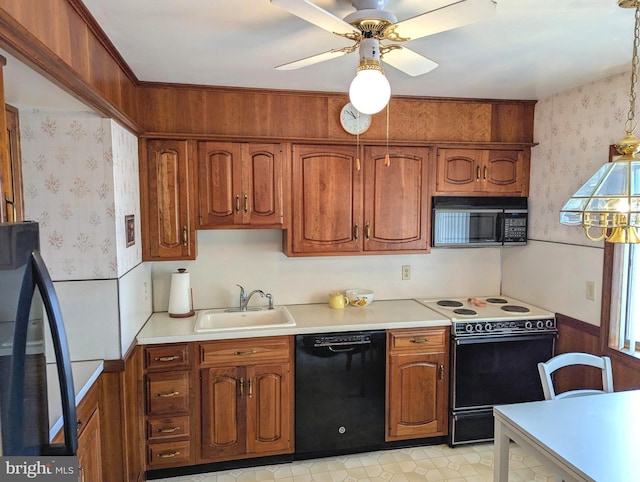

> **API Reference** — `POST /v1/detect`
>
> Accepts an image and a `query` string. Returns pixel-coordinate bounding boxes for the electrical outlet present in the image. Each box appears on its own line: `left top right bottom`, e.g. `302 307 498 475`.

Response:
586 281 596 301
402 265 411 280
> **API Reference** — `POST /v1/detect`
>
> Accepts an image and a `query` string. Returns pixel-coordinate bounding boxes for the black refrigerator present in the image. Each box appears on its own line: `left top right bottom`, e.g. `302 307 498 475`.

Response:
0 221 77 456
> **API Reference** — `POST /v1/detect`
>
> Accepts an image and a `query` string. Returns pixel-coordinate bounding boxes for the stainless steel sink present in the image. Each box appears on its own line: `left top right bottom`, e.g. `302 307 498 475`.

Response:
193 306 296 332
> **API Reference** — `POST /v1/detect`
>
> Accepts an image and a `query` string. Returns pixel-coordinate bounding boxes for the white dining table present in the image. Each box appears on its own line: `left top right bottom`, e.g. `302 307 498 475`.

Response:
493 389 640 482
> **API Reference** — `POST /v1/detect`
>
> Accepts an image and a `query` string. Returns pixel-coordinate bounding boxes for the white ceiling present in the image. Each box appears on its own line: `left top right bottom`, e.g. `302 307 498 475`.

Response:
0 0 636 113
77 0 636 101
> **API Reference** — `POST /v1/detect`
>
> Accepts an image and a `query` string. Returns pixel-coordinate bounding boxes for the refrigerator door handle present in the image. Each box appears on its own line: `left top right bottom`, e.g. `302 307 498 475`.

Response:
7 251 78 456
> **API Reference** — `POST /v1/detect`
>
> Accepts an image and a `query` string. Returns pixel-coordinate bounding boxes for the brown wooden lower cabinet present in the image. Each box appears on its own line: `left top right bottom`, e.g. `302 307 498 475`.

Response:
77 406 103 482
386 327 449 441
199 338 294 462
143 343 194 470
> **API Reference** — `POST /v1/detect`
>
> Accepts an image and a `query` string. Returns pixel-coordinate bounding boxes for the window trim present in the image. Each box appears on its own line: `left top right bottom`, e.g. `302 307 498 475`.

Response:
599 145 640 370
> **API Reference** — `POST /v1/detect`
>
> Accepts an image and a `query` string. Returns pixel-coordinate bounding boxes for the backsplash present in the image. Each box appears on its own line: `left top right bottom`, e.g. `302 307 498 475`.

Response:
20 110 141 281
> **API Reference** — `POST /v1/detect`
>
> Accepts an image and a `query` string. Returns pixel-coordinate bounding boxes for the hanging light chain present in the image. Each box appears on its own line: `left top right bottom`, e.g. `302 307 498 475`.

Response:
625 4 640 135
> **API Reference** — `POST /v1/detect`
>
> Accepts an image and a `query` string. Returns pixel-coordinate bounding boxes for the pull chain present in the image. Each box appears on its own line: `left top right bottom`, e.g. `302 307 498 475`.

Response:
384 102 390 167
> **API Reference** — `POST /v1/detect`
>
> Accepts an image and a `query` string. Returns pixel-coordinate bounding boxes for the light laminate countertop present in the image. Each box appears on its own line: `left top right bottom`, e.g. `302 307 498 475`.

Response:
137 299 450 345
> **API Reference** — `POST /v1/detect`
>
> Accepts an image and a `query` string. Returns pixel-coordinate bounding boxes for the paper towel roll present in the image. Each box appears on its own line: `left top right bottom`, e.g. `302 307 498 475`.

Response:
168 268 195 318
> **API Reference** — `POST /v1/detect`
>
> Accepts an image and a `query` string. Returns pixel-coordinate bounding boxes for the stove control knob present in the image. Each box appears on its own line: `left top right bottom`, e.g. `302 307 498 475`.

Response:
525 321 533 329
475 323 483 332
546 319 555 328
464 324 473 333
536 320 545 329
484 323 493 331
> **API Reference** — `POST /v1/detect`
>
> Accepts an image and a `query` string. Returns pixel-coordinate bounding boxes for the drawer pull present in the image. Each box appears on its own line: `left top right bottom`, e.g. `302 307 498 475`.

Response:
155 391 180 398
439 364 445 380
158 451 181 459
155 355 180 362
234 350 256 356
410 338 428 344
157 426 181 434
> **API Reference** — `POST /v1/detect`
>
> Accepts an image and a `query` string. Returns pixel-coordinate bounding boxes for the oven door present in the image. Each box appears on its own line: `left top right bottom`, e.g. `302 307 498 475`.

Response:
451 333 555 410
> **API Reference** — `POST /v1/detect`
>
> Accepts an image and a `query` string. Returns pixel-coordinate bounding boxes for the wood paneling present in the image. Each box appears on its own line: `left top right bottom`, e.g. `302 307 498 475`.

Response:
138 83 535 143
0 0 139 132
556 313 640 393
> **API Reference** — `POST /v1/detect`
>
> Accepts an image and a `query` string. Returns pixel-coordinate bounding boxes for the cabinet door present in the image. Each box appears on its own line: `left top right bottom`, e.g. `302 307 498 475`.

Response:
484 150 526 194
245 363 293 455
363 146 429 252
198 142 283 227
290 144 362 254
77 408 103 482
141 139 196 260
387 352 447 440
200 367 245 460
244 143 283 226
198 141 243 227
436 148 480 193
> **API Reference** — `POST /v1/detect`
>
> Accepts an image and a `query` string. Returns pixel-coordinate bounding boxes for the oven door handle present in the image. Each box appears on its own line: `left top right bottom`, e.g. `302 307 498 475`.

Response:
454 333 557 345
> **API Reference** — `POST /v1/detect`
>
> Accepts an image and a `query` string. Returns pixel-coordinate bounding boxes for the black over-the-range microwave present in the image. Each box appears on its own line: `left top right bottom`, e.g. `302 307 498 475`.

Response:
432 196 528 247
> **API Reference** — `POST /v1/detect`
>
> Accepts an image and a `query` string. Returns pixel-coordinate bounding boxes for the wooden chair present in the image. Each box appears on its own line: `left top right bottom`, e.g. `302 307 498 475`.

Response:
537 352 614 400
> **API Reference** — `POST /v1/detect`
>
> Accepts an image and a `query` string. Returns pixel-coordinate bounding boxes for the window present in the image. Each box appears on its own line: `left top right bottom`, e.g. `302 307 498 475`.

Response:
609 243 639 356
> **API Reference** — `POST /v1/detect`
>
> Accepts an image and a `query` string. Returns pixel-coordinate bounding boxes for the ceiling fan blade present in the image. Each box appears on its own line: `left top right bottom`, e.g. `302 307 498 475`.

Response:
383 0 496 42
382 46 438 77
276 46 356 70
271 0 360 38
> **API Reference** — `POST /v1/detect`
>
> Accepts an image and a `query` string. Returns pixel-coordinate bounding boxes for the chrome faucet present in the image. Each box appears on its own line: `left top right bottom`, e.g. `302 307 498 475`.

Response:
236 284 272 311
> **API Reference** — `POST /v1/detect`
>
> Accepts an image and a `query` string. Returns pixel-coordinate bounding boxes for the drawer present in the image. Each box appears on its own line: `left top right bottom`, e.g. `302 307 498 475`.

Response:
147 416 190 442
199 336 291 367
146 371 190 415
145 344 190 371
388 328 448 353
147 440 190 469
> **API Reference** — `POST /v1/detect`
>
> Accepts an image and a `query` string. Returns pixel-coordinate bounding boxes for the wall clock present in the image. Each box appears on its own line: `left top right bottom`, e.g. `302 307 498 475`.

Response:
339 102 371 135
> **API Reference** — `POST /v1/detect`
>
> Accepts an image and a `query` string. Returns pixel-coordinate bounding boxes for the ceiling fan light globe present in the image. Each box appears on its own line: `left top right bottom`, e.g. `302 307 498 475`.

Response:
349 69 390 115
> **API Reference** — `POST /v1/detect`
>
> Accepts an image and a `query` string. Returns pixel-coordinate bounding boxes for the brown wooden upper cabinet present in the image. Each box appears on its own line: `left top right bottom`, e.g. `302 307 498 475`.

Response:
197 141 285 228
435 148 529 196
285 144 430 256
140 139 197 261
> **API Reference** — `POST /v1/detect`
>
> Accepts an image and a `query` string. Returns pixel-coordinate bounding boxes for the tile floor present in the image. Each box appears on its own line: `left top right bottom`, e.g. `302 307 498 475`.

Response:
154 443 554 482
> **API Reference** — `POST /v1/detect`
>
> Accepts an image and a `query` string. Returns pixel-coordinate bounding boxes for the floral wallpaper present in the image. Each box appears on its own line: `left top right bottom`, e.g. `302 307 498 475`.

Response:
530 71 629 247
20 110 141 281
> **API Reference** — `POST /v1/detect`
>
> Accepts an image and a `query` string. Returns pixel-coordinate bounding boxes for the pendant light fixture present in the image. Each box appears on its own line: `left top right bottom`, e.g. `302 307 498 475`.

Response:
348 36 391 115
560 0 640 243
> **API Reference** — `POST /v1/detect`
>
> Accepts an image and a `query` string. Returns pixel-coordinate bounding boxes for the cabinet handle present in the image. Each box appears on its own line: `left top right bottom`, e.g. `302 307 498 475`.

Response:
244 194 249 213
410 338 428 344
235 195 240 213
76 420 83 434
354 223 359 240
158 451 181 459
182 226 187 246
155 355 180 362
483 166 487 181
239 377 245 399
79 466 85 482
234 350 256 356
158 426 181 434
155 391 180 398
355 157 361 172
439 364 445 380
365 222 371 240
248 378 253 398
476 165 480 181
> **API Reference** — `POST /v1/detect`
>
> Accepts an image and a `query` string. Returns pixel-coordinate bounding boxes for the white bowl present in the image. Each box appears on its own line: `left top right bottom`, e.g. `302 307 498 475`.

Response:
345 289 375 307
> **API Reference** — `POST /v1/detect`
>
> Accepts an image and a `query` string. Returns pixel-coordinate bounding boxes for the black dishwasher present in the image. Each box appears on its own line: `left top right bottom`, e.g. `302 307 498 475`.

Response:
294 330 386 458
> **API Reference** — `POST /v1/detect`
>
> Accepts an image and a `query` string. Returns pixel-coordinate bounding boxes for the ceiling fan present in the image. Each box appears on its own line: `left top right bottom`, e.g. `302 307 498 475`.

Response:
270 0 496 113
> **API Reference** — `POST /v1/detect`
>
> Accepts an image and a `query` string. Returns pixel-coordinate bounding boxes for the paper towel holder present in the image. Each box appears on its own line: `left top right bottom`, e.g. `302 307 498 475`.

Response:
169 268 195 318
